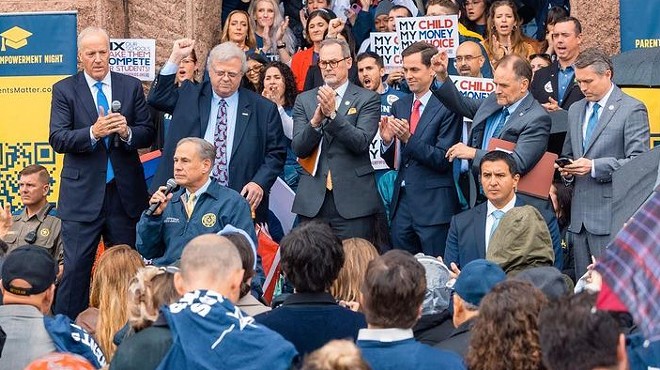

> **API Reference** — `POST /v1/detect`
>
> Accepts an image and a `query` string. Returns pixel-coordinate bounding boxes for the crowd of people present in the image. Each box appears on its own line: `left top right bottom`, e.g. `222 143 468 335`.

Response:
0 0 657 369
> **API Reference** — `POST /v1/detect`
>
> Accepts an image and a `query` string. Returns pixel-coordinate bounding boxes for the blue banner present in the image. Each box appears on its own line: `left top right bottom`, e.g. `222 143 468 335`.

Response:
620 2 660 51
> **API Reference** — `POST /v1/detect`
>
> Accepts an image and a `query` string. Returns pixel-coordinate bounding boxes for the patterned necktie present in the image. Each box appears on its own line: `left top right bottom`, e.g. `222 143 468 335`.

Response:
185 193 196 219
583 103 601 151
95 81 114 183
212 99 229 186
489 209 506 240
409 99 422 134
491 107 510 139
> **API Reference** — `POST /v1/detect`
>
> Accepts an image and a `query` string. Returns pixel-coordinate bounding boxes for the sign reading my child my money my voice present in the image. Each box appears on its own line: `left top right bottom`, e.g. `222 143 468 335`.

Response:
109 39 155 81
396 15 459 57
370 32 401 67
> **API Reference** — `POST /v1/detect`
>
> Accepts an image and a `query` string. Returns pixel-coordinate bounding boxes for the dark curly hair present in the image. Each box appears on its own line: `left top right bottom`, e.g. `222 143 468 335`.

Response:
259 61 298 110
467 280 548 370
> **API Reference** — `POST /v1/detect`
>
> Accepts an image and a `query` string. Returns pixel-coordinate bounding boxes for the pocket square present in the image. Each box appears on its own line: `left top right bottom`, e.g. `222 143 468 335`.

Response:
347 107 357 115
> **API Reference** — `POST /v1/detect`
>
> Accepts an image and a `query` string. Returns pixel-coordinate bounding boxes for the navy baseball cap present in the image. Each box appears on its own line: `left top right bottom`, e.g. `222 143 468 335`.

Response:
2 245 57 296
453 259 506 307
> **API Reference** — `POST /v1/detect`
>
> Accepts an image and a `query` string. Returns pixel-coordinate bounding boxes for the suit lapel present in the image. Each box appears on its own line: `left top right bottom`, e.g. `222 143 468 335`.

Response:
498 93 534 137
476 203 487 258
199 82 212 136
584 86 621 154
414 96 440 139
75 72 100 124
550 62 559 101
470 95 501 147
337 83 356 117
231 88 251 159
573 100 588 157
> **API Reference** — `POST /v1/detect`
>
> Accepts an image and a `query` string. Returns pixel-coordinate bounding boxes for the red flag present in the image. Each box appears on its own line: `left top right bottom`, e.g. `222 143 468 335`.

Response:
256 224 280 305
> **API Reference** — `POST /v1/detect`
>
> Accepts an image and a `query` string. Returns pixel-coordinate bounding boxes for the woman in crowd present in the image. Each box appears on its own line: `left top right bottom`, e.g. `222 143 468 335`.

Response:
151 49 198 150
260 61 301 191
290 8 335 91
220 10 257 53
248 0 296 63
530 53 552 78
242 52 269 92
76 245 144 360
224 230 271 316
467 280 548 370
110 265 181 369
330 238 379 306
461 0 491 38
482 0 539 65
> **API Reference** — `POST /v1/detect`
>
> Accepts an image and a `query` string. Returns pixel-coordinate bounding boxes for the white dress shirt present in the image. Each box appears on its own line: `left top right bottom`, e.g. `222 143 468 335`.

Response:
485 194 517 251
357 328 414 342
581 83 614 178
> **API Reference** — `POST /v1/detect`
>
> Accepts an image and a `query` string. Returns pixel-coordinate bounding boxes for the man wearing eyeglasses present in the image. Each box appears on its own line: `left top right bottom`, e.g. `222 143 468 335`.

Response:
454 41 485 78
0 165 63 267
292 38 381 241
149 39 287 224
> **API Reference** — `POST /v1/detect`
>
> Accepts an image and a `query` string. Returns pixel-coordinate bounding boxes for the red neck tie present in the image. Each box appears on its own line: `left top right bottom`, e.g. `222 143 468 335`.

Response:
410 99 421 134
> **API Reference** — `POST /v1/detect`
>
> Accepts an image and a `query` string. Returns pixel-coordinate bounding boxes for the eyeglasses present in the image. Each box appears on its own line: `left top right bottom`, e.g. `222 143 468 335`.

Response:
454 55 482 63
318 57 350 69
213 70 242 79
180 58 196 64
246 65 264 74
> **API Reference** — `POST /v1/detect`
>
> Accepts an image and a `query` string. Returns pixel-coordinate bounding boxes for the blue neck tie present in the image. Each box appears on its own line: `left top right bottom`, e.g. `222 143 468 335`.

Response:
482 107 509 149
95 81 114 183
583 103 601 151
489 209 506 240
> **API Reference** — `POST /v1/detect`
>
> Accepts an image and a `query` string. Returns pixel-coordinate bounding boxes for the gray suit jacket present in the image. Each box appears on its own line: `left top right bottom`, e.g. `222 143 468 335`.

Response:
431 79 551 176
291 82 382 218
562 84 650 235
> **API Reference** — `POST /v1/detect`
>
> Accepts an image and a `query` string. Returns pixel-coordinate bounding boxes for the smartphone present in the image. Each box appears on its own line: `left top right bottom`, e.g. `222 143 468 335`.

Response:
555 157 573 167
351 3 362 13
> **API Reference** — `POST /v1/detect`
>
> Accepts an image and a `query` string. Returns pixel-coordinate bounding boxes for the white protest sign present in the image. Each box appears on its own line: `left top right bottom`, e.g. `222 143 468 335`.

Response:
370 32 401 67
396 15 459 57
449 75 495 99
109 39 156 81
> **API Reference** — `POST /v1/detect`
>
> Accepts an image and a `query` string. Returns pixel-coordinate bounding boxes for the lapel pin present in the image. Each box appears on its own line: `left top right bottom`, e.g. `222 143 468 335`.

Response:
608 105 614 110
519 112 523 116
242 112 249 116
344 101 350 105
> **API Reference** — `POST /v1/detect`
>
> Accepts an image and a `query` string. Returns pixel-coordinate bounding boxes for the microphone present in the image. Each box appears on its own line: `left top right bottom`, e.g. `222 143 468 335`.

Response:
111 100 122 148
145 178 178 216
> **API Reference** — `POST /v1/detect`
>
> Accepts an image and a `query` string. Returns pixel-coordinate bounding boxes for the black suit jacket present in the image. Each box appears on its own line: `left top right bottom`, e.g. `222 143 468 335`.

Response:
382 93 462 225
530 61 584 109
49 71 153 221
148 73 286 222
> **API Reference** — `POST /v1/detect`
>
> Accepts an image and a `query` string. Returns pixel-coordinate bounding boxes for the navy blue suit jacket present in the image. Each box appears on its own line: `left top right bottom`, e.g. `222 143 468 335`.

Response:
49 72 153 221
382 93 462 225
444 197 563 269
148 73 286 222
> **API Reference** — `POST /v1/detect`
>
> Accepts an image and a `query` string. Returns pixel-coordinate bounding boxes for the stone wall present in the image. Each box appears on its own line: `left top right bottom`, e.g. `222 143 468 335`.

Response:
0 0 622 68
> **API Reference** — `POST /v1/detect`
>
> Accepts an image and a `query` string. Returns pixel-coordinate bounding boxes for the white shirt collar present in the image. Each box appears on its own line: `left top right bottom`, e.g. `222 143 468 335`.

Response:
357 328 414 342
487 194 517 217
414 89 433 107
590 83 615 110
186 177 212 200
332 79 350 100
84 70 111 90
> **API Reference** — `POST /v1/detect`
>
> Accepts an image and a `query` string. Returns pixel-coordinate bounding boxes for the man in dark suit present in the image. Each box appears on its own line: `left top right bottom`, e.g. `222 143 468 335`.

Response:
292 38 381 240
444 151 562 269
530 17 584 113
557 48 650 277
149 39 286 223
48 27 154 318
381 42 461 257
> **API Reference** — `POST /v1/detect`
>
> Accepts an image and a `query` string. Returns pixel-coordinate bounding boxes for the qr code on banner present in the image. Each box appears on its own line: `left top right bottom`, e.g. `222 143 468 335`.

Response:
0 142 57 212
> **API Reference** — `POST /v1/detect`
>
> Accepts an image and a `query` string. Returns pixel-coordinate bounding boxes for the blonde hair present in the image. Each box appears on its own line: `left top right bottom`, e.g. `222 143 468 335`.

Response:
127 266 181 331
89 245 144 360
248 0 296 54
221 10 257 50
302 340 370 370
330 238 379 302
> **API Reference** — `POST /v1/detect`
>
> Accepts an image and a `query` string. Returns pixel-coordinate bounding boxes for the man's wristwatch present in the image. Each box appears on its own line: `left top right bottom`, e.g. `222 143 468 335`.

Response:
328 110 337 120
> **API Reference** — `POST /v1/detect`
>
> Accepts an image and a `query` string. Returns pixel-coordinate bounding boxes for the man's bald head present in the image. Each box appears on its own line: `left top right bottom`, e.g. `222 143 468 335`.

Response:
455 41 485 77
176 234 244 301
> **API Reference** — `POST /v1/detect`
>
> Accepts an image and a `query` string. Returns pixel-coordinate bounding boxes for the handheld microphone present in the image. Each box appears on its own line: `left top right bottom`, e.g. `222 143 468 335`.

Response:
145 178 178 216
111 100 122 148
